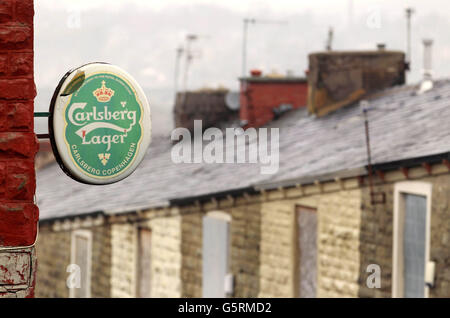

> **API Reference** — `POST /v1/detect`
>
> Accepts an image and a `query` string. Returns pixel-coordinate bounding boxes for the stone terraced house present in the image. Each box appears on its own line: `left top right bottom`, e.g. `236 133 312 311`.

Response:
35 50 450 298
35 80 450 298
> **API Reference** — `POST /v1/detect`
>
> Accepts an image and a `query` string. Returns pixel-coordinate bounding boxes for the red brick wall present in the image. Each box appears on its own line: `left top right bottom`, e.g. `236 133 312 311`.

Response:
240 80 308 128
0 0 38 298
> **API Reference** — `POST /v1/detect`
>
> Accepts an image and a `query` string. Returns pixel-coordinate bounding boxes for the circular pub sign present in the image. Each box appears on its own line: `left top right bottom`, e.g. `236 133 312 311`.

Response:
49 63 151 185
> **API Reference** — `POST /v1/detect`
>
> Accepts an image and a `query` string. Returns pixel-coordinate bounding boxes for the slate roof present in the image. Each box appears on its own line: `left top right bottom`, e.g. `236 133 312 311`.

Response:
37 79 450 220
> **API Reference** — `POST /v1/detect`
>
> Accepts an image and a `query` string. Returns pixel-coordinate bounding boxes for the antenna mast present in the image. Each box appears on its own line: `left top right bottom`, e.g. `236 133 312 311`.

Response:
241 18 288 77
326 27 334 51
182 34 198 92
405 7 415 71
174 46 184 99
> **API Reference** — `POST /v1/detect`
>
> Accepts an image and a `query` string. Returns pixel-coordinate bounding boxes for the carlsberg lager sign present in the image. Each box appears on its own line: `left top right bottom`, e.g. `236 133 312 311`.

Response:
50 63 151 185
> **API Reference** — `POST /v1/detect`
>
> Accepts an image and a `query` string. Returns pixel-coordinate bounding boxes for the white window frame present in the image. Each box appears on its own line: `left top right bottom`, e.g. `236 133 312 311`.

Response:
392 181 432 298
202 211 232 298
206 211 232 269
70 229 93 298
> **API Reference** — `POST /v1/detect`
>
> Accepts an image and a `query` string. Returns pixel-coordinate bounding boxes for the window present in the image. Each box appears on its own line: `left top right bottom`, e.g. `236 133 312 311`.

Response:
70 230 92 298
294 205 318 298
393 182 432 298
136 227 152 298
202 212 231 298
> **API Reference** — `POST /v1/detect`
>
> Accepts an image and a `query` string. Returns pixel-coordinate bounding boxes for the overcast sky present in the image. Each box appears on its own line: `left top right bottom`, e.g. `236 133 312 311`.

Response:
34 0 450 135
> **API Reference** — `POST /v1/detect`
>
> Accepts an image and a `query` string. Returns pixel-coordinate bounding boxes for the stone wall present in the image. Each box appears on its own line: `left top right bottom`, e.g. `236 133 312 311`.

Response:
35 223 70 298
110 222 136 297
110 210 183 298
359 174 450 298
91 225 112 297
258 199 296 297
358 183 394 298
145 211 182 298
180 192 361 299
34 189 365 299
180 201 262 298
316 190 362 297
258 190 362 298
429 176 450 297
36 222 111 298
34 169 450 298
180 209 203 297
229 203 261 298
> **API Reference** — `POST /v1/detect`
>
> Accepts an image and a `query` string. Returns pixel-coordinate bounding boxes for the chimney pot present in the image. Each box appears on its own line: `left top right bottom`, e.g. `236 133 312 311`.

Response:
418 38 434 93
377 43 386 51
250 69 262 77
422 38 433 80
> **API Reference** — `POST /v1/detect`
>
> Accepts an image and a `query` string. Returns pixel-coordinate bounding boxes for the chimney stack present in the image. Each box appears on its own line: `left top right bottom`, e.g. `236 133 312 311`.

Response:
307 50 406 116
239 70 308 128
377 43 386 51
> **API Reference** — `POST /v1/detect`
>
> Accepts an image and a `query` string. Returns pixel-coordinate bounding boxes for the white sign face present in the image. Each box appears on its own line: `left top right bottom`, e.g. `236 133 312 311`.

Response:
49 63 151 185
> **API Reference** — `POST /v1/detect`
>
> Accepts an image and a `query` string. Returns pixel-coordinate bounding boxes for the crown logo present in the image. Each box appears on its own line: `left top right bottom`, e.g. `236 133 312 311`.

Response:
93 81 115 102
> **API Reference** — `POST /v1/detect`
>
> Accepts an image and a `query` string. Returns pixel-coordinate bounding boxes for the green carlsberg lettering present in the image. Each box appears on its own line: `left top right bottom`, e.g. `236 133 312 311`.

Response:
64 74 143 178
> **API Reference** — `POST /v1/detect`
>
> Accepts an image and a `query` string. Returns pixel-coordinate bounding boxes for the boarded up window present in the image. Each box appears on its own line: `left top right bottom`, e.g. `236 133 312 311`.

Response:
71 230 92 298
403 194 427 298
137 227 152 298
202 213 230 298
296 206 317 298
